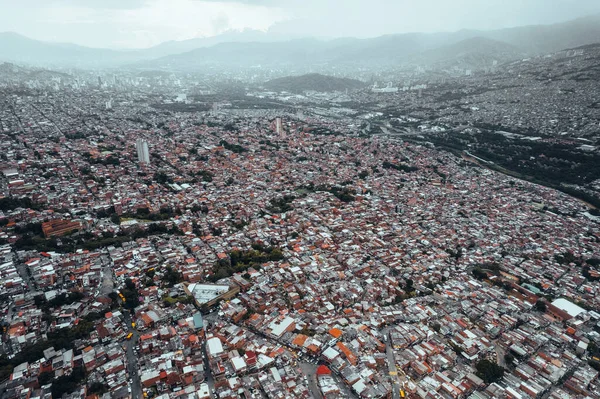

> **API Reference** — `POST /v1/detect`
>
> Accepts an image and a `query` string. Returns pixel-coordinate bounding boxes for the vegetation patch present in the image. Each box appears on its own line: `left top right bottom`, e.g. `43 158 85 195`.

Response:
210 243 284 282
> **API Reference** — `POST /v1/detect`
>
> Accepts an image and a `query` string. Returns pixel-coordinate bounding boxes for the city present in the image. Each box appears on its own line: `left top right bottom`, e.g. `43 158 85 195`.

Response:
0 1 600 399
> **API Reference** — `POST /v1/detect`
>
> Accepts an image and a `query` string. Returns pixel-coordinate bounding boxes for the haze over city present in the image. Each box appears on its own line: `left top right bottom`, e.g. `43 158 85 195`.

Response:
1 2 600 399
1 0 600 48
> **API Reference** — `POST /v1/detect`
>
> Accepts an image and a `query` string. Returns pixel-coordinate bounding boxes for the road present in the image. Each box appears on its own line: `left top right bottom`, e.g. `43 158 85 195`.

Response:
383 328 407 399
12 254 39 297
299 362 323 399
200 335 216 397
201 312 218 396
299 360 358 399
386 342 401 399
123 311 142 399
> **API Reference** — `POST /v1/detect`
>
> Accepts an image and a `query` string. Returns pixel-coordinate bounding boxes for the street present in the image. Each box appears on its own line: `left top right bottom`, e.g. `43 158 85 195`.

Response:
298 362 323 399
386 343 401 399
383 328 406 399
123 311 143 399
201 312 218 396
12 254 39 297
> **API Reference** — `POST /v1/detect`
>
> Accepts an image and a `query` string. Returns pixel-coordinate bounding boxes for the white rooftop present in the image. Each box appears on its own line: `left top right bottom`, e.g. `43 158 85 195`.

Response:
187 283 231 305
231 356 246 371
269 316 295 337
552 298 586 318
206 337 224 357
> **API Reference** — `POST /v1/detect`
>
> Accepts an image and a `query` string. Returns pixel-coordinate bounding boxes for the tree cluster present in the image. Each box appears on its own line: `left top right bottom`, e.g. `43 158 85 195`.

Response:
382 161 418 173
475 359 505 384
35 292 84 312
267 195 295 214
219 140 247 153
0 196 40 211
162 266 184 288
210 243 284 282
51 366 86 398
120 278 140 309
196 170 214 182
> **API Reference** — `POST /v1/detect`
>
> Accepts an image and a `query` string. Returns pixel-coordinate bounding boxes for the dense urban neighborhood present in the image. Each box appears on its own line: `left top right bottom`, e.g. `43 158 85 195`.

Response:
0 22 600 399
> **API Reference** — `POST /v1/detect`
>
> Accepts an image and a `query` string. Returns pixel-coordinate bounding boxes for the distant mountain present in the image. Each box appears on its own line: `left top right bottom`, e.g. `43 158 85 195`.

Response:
0 29 299 68
138 29 296 59
0 62 71 81
141 14 600 71
1 13 599 69
0 32 137 68
143 39 334 70
409 37 524 69
264 73 365 93
482 14 600 53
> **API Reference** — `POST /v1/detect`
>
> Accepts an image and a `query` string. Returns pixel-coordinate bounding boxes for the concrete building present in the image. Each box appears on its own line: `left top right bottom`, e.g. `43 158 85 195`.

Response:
136 138 150 164
276 117 284 138
184 283 240 308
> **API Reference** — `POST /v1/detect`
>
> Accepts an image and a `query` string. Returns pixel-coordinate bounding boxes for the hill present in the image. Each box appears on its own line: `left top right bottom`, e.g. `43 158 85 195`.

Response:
140 14 600 71
1 13 599 69
483 14 600 54
0 32 137 68
264 73 365 93
409 37 524 69
0 62 72 83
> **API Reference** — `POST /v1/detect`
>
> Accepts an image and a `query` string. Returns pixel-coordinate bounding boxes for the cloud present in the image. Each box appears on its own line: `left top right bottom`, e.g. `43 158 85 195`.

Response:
191 0 278 3
211 13 232 35
1 0 599 48
48 0 151 9
0 0 152 9
0 0 287 48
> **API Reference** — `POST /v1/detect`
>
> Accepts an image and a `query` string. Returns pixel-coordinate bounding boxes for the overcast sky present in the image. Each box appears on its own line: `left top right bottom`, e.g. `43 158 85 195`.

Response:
1 0 600 49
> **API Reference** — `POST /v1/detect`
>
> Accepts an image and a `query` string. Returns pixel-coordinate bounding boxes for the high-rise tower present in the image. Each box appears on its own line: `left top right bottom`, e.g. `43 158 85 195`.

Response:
276 117 284 138
136 139 150 164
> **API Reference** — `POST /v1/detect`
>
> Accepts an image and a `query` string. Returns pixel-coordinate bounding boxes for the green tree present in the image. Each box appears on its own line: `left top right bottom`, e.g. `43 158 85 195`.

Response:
121 280 140 309
51 366 85 398
88 381 108 395
534 300 547 312
38 371 54 386
475 359 505 384
162 267 183 288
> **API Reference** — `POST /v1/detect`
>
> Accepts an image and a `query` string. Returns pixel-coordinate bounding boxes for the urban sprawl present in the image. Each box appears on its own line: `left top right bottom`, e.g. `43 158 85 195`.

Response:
0 44 599 399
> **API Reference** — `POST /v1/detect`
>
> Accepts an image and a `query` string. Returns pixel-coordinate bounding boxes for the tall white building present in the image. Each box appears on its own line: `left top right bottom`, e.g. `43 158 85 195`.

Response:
275 117 284 138
136 139 150 164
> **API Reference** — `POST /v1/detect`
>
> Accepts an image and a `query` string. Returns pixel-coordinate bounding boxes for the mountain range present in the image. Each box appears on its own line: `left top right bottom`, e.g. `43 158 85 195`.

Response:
1 14 599 71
